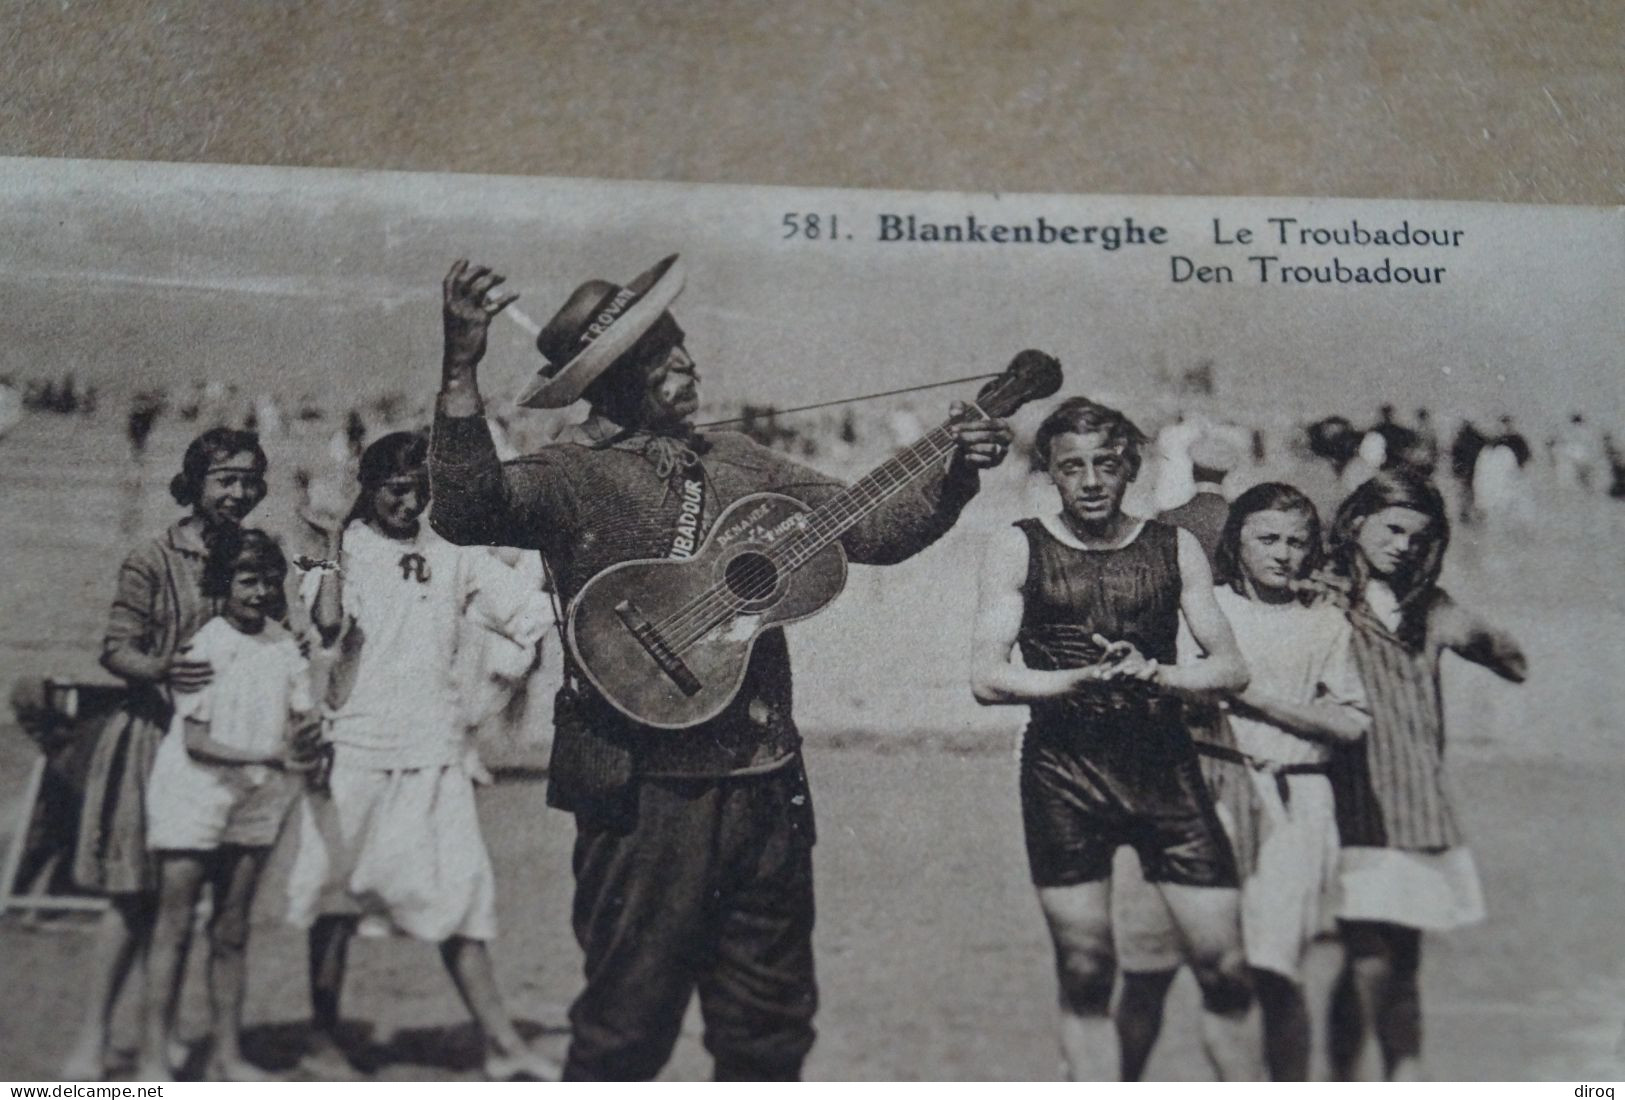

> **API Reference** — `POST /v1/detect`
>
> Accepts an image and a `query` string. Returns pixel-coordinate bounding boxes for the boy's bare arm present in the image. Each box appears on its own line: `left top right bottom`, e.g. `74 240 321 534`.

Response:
970 526 1106 704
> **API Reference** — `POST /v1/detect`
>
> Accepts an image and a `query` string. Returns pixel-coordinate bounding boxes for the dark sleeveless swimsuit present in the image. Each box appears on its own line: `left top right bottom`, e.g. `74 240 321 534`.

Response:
1014 518 1237 888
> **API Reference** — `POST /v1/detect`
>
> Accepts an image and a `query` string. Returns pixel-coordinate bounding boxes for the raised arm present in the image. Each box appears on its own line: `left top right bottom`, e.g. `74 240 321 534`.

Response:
430 261 566 550
297 511 348 647
1436 595 1528 683
970 525 1105 704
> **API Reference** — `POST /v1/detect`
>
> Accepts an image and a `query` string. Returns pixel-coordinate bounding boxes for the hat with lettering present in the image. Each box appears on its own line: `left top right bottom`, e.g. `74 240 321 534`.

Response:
517 254 687 409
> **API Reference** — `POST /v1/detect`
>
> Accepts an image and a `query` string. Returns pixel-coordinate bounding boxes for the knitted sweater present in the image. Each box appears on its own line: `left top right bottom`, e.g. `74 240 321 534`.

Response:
430 403 981 792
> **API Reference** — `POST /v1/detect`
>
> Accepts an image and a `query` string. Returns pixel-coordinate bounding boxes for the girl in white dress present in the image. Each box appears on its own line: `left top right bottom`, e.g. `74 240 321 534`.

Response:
141 530 316 1081
1206 484 1370 1079
286 432 554 1080
1111 483 1370 1081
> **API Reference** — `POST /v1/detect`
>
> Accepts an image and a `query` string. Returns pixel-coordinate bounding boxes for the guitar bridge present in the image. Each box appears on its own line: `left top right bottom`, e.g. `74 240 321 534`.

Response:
613 599 703 697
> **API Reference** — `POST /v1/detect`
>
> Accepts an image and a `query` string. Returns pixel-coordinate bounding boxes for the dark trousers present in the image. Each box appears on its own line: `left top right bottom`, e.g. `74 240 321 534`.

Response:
562 762 818 1081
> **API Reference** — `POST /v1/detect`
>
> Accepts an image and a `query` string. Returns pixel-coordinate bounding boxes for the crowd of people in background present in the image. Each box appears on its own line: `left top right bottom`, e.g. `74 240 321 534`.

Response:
5 366 1620 524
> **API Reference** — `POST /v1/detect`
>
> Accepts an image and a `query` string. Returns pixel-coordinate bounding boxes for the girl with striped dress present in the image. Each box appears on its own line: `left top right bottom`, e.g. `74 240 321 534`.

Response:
1324 470 1527 1081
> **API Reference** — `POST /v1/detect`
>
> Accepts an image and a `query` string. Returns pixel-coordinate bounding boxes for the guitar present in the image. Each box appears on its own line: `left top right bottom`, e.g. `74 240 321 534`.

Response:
567 349 1064 728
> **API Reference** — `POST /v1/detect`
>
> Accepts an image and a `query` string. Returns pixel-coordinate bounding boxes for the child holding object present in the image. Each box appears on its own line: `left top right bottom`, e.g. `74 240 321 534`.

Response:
140 529 319 1081
285 431 555 1081
1323 470 1527 1081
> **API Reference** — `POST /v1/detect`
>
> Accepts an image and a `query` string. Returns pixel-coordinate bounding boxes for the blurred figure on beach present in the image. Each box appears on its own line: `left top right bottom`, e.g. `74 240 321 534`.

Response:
1152 413 1202 512
1156 428 1241 562
1470 416 1533 529
1550 412 1605 499
1403 409 1439 474
125 391 164 461
0 375 22 439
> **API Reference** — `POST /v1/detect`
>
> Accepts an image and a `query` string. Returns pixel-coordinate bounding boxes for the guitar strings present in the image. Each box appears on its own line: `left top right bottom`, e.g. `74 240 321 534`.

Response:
655 423 974 652
650 397 1004 652
650 424 963 640
650 428 955 653
650 423 965 648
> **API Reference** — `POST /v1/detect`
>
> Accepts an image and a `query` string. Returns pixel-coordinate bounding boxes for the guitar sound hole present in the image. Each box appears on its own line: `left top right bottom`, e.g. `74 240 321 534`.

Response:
723 552 779 603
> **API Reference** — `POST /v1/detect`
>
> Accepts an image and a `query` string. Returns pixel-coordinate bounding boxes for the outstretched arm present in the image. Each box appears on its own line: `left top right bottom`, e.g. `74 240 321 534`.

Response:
1436 596 1528 682
970 526 1106 704
783 400 1012 566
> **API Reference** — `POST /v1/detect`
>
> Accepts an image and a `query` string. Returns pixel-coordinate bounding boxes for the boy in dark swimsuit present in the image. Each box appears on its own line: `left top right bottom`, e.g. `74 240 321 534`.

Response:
971 396 1262 1081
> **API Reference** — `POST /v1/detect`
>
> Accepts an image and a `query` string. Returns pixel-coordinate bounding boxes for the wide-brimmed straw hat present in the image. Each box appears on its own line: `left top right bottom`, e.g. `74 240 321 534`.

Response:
516 254 687 409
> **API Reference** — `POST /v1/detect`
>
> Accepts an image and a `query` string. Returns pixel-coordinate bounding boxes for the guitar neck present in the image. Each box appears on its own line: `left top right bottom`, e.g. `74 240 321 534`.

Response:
782 415 973 568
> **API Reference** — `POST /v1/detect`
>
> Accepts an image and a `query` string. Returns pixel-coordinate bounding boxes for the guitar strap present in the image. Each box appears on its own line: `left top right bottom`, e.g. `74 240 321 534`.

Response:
666 464 706 560
537 549 574 689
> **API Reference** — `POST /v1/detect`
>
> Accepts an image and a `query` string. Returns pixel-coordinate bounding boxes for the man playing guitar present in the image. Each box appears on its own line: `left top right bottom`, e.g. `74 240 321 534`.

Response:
428 256 1013 1081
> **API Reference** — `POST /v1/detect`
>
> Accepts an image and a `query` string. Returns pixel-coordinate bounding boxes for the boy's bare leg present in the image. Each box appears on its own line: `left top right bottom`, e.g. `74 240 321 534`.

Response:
204 847 272 1080
139 856 208 1080
440 936 559 1080
62 895 154 1079
1036 881 1119 1080
1159 883 1265 1081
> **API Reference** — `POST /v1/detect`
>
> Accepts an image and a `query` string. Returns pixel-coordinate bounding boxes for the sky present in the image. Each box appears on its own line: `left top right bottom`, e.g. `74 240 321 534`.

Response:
1 157 1620 430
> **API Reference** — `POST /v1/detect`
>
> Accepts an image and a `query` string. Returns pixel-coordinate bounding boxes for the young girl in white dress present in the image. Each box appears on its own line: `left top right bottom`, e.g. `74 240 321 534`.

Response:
1324 469 1526 1081
141 529 316 1081
1206 483 1369 1079
1110 483 1370 1081
285 431 555 1081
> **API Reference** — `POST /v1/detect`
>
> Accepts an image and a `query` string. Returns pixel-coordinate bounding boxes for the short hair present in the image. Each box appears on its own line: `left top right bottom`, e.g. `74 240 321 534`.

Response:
168 428 268 506
345 431 429 525
1329 468 1449 649
201 528 288 599
1031 396 1148 475
1213 482 1325 598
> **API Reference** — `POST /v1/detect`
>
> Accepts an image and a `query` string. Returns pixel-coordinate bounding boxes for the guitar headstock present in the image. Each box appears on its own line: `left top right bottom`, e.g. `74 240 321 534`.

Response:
973 349 1064 419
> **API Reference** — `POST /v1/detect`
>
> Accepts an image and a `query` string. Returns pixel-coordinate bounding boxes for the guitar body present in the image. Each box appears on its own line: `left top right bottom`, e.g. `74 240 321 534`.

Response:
567 493 848 729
